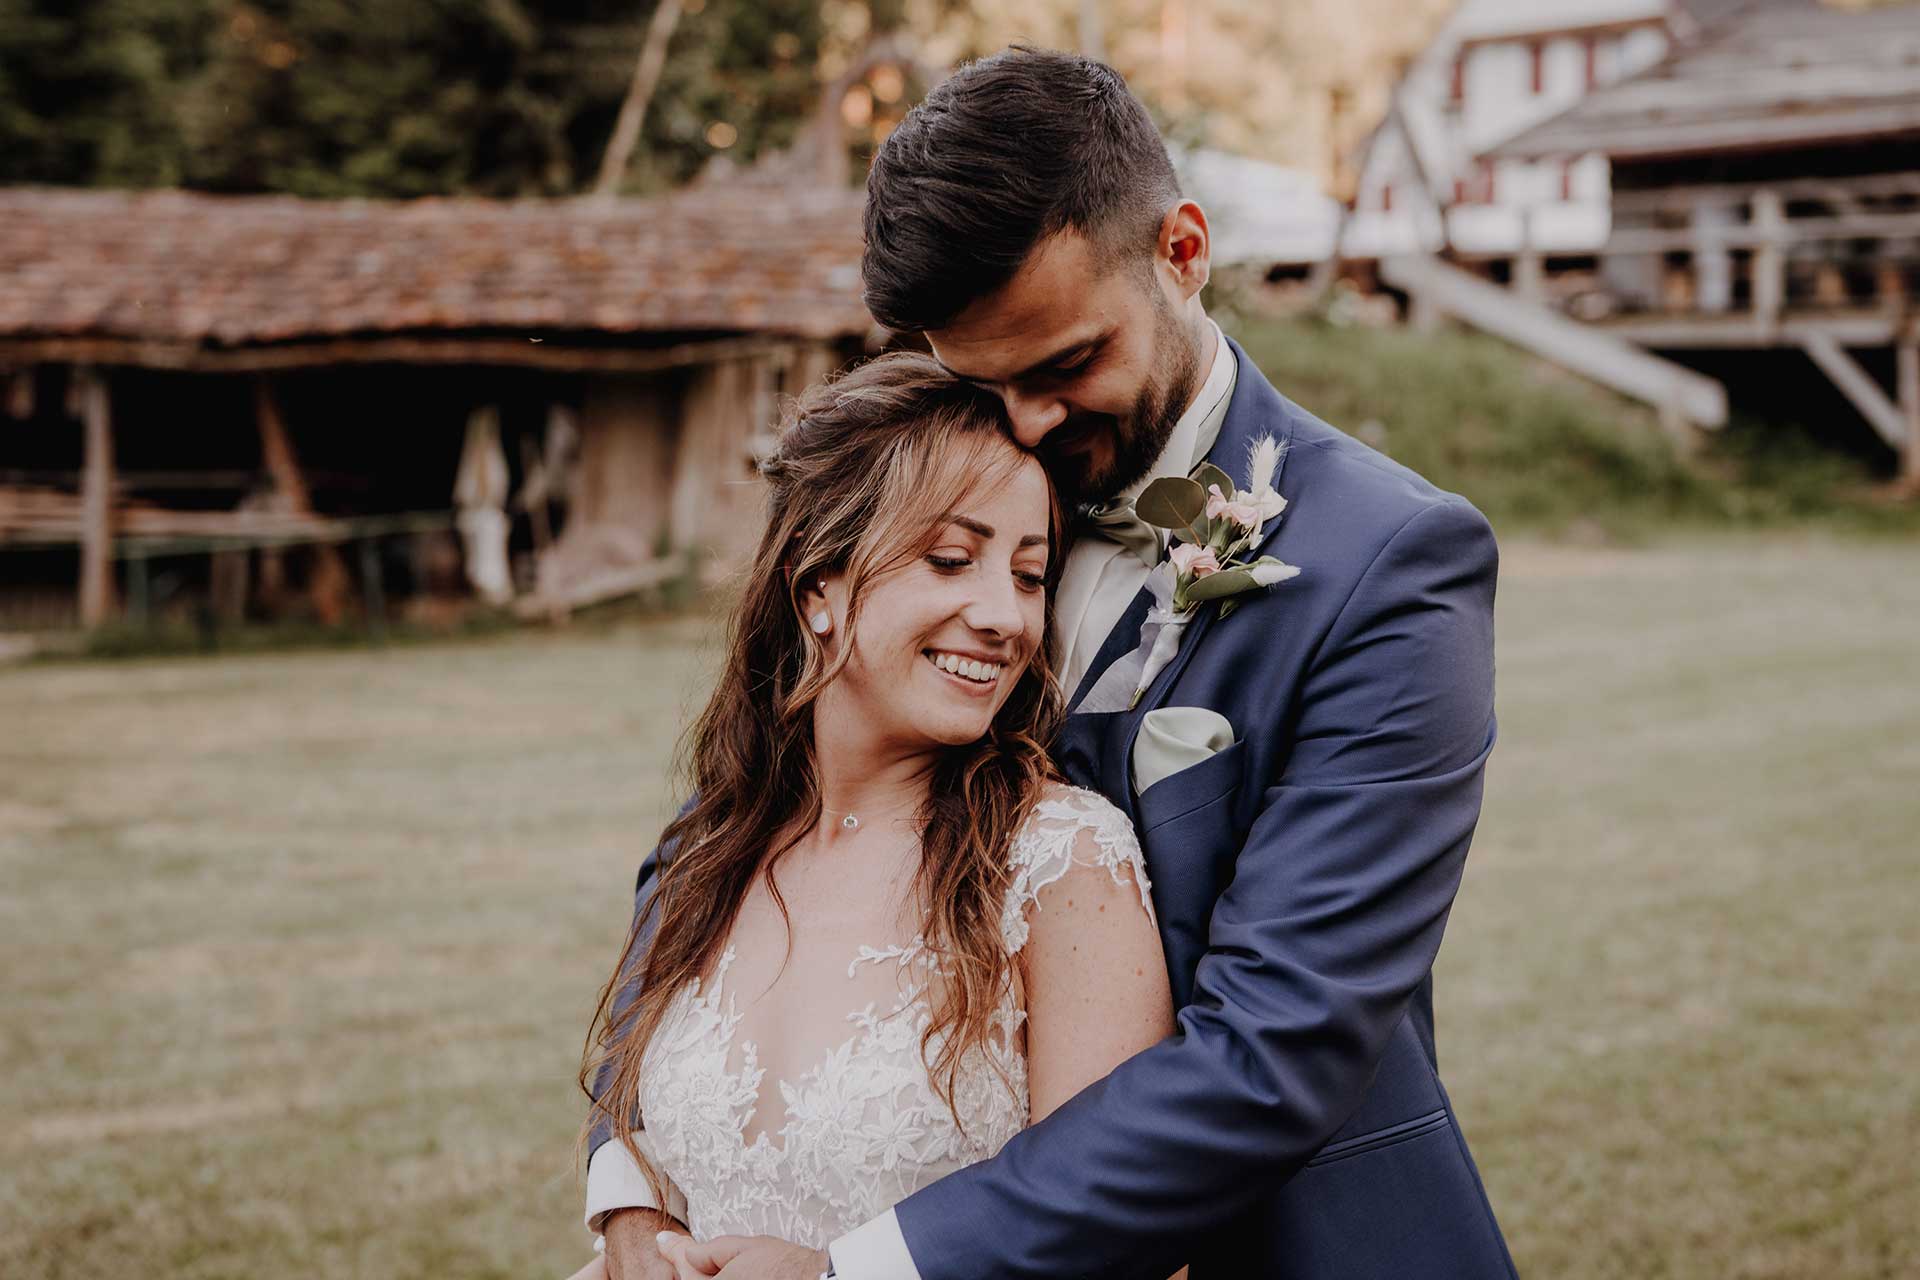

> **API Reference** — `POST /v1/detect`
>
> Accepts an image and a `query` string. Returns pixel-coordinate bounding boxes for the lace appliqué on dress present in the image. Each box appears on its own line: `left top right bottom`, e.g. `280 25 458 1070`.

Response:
634 786 1150 1247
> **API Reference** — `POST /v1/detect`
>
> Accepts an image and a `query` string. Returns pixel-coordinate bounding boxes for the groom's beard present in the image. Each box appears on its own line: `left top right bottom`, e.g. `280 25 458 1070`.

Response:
1044 304 1202 507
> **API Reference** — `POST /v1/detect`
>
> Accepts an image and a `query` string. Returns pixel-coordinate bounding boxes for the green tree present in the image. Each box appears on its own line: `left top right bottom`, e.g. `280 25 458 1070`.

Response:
0 0 828 196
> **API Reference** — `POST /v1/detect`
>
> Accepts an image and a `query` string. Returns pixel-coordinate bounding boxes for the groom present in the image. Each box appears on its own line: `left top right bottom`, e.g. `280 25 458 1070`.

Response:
593 48 1516 1280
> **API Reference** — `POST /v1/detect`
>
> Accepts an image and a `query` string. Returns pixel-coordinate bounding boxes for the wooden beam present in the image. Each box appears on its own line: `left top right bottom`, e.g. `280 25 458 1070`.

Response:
1898 332 1920 490
76 368 116 628
511 555 687 620
1798 332 1909 452
1598 311 1899 349
1750 188 1785 339
1603 210 1920 257
255 376 353 624
1513 209 1545 303
1380 254 1728 428
1453 13 1664 51
1610 172 1920 215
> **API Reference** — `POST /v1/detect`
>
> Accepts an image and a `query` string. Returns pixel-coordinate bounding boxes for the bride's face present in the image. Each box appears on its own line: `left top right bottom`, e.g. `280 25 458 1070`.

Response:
815 443 1052 751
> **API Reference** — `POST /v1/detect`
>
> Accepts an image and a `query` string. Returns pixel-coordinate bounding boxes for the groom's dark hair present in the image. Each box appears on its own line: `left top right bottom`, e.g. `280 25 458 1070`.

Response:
862 47 1182 334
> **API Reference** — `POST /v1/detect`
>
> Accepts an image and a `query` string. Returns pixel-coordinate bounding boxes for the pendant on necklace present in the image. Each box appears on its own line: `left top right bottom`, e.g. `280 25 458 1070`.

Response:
841 814 860 831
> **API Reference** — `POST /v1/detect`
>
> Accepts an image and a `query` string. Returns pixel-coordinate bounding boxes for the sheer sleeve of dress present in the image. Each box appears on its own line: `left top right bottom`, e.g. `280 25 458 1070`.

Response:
600 784 1154 1250
999 785 1156 958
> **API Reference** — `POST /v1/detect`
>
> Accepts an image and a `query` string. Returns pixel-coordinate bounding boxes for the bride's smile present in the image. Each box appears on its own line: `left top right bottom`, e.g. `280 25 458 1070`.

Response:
803 443 1053 752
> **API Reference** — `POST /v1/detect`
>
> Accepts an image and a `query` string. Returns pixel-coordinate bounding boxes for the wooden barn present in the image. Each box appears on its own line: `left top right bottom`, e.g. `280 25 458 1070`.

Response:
1492 0 1920 479
0 183 871 634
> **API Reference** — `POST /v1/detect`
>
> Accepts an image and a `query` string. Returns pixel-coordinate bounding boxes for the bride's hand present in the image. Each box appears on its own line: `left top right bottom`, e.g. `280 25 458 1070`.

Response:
657 1233 826 1280
562 1256 608 1280
655 1231 725 1280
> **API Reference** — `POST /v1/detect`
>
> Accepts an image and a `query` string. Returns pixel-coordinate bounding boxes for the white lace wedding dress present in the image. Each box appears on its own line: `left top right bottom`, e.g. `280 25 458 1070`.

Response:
610 786 1152 1249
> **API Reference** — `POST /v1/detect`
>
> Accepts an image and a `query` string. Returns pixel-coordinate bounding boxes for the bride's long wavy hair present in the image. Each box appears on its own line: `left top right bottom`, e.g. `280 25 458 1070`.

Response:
577 351 1068 1204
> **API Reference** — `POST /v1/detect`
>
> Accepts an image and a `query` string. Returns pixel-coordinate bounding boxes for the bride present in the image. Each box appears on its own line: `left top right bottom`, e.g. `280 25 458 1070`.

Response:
571 352 1174 1280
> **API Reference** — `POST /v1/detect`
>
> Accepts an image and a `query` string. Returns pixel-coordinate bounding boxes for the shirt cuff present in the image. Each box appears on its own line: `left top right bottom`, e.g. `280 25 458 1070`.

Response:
584 1133 687 1235
828 1209 922 1280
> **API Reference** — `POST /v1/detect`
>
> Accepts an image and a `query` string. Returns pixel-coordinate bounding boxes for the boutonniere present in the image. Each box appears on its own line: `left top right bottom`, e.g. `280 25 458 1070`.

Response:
1142 435 1300 621
1076 436 1302 714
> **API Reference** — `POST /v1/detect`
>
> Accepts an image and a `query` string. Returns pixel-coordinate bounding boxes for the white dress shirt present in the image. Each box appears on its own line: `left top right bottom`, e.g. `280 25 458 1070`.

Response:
1055 320 1237 698
586 320 1238 1280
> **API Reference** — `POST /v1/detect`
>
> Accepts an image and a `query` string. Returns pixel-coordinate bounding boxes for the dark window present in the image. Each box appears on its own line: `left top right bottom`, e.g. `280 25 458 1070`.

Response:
1530 41 1545 94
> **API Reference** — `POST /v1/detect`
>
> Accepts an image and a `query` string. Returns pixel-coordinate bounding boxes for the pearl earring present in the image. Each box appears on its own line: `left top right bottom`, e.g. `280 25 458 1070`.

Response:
808 578 832 635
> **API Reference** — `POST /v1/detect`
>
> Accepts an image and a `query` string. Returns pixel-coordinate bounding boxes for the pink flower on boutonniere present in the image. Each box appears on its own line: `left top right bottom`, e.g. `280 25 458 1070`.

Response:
1168 542 1221 578
1204 484 1264 531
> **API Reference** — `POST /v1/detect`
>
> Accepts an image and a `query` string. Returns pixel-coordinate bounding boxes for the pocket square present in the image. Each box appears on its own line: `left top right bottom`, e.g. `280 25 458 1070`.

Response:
1133 706 1237 794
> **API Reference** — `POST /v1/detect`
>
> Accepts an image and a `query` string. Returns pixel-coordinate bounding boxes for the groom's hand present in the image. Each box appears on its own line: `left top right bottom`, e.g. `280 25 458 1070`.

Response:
660 1234 827 1280
603 1207 685 1280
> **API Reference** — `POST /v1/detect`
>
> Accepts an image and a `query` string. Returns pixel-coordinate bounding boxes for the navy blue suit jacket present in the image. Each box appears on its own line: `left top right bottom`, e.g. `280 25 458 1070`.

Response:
888 339 1516 1279
590 339 1515 1279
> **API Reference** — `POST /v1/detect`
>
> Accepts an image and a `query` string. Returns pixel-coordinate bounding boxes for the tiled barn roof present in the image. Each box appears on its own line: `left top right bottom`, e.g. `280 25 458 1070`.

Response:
0 183 872 349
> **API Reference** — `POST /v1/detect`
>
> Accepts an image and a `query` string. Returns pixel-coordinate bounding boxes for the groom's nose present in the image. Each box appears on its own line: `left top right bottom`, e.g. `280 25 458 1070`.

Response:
1002 387 1068 447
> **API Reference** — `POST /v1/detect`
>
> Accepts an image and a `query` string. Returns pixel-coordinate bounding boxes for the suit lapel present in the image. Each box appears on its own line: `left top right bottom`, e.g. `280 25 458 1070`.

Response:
1060 336 1302 806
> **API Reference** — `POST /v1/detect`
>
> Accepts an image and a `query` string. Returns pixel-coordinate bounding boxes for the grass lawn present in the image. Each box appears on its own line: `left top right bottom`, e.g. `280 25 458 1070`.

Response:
3 534 1916 1279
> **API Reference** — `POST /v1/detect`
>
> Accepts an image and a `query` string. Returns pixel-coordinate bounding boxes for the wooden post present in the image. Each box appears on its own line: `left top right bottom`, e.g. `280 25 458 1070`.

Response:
76 367 117 628
1751 188 1784 339
1800 331 1910 454
1691 195 1734 314
254 376 352 624
1898 330 1920 493
5 366 33 419
1514 207 1545 303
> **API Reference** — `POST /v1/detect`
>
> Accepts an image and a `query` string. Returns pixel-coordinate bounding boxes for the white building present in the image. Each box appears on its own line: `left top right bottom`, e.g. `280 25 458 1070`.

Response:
1170 145 1345 269
1344 0 1691 263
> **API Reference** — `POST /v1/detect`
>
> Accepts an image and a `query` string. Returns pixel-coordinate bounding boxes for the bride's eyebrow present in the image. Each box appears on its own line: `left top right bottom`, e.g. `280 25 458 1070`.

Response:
940 514 1049 550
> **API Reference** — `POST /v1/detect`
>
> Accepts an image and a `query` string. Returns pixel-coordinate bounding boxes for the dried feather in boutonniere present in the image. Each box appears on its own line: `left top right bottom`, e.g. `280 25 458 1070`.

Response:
1076 436 1301 713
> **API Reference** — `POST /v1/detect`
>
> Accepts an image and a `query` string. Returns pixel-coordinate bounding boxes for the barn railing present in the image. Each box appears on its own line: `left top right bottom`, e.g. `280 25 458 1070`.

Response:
1583 173 1920 331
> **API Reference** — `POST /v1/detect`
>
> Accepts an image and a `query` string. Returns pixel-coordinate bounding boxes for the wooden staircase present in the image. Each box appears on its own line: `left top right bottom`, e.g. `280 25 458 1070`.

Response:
1380 254 1730 431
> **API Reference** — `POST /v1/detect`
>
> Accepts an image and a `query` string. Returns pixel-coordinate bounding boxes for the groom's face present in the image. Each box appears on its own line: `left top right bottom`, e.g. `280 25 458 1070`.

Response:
925 223 1206 507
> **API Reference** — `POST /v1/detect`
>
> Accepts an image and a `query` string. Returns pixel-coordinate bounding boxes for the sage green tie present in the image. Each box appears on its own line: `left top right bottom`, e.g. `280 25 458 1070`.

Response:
1082 499 1164 569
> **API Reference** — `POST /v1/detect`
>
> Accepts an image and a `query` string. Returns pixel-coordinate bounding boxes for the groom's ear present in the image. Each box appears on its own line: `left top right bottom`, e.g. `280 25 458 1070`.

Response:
1157 200 1212 300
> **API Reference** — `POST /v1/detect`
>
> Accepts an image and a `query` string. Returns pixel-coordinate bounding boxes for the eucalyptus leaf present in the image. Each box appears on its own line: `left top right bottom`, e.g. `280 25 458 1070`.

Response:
1135 476 1207 536
1190 462 1234 500
1184 566 1259 602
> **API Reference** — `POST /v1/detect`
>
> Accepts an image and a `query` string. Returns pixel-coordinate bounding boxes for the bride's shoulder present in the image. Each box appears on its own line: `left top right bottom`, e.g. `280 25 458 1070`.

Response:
1018 782 1137 852
1000 783 1154 953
